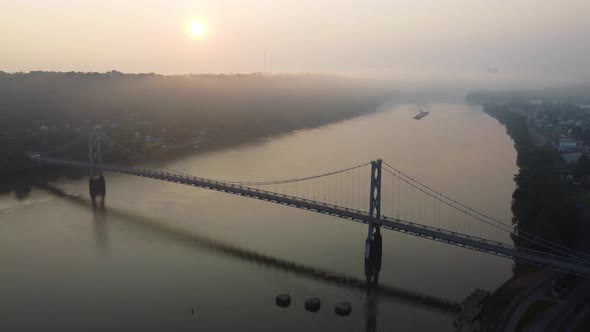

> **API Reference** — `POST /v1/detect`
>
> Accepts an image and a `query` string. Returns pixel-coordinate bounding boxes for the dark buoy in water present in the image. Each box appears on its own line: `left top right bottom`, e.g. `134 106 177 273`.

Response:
304 298 321 312
335 302 352 316
276 294 291 308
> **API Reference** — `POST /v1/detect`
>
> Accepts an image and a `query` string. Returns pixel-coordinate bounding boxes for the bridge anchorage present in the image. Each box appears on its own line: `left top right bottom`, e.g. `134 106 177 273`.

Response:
365 159 382 282
88 132 106 209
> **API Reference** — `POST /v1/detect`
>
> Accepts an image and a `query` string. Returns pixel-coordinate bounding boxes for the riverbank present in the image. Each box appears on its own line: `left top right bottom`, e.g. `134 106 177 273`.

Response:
479 270 556 332
0 71 391 176
468 96 590 331
0 97 388 200
472 101 562 331
0 72 393 199
475 102 587 254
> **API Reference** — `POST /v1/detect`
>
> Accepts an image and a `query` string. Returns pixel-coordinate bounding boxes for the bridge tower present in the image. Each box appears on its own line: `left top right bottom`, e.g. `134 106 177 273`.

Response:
88 132 106 208
365 159 382 281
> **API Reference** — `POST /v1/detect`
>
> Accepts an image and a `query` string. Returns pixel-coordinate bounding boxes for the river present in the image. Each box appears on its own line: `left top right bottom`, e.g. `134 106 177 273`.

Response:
0 96 518 331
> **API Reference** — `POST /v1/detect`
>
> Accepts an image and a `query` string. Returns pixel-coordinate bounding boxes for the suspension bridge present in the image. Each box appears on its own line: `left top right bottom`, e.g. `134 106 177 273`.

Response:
27 131 590 278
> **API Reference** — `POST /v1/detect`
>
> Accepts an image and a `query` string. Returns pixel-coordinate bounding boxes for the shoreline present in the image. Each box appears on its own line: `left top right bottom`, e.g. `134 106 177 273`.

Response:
474 101 541 332
0 98 389 198
472 99 589 331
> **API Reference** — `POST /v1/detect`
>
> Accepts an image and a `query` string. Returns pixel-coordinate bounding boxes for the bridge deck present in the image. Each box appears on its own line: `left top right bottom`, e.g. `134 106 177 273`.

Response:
31 156 590 278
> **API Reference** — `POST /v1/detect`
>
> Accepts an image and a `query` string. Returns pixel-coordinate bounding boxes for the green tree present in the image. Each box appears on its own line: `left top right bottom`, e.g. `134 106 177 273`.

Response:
574 154 590 178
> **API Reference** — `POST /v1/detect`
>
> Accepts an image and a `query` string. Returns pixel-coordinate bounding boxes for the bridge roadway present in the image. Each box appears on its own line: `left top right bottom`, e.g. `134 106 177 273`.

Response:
32 156 590 278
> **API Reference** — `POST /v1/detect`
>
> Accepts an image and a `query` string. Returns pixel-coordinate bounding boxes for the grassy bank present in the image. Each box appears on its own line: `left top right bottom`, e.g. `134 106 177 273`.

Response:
515 299 556 331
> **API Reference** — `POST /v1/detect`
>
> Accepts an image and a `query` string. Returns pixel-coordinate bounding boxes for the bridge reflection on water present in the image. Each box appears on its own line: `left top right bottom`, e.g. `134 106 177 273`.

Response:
39 183 461 330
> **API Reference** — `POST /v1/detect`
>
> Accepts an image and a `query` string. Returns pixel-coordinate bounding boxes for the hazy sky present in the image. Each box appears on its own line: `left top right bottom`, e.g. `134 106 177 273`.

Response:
2 0 590 79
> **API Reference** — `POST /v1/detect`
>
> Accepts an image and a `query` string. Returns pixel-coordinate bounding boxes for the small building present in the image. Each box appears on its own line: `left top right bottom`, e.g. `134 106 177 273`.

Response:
562 152 582 165
559 137 577 151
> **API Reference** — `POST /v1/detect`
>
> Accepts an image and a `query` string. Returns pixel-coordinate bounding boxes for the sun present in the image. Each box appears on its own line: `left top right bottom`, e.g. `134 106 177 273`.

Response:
189 21 206 38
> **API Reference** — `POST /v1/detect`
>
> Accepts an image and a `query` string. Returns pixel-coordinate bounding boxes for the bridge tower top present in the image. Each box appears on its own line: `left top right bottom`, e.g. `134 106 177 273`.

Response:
368 159 382 232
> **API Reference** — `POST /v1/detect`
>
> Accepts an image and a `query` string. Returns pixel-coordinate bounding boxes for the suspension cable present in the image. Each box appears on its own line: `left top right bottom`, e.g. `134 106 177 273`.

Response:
98 133 149 163
98 133 374 188
98 133 194 177
38 132 87 156
223 162 371 186
382 163 590 261
383 162 590 260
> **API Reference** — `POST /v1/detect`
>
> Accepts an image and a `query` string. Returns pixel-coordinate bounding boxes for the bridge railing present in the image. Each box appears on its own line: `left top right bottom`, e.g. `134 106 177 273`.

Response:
380 215 589 266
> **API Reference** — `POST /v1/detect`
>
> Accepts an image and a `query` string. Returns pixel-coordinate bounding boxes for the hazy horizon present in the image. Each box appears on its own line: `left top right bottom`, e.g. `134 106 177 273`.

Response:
2 0 590 86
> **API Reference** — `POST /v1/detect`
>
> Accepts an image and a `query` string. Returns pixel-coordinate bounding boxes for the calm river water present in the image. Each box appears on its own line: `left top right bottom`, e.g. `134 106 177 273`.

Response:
0 96 518 331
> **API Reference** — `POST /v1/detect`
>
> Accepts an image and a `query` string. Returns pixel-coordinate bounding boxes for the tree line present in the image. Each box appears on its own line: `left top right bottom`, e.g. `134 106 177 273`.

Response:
480 103 589 258
0 71 391 199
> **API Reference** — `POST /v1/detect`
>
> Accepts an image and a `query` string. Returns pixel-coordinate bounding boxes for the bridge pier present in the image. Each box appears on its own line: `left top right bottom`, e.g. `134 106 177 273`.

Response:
365 234 380 332
364 229 382 282
89 174 106 209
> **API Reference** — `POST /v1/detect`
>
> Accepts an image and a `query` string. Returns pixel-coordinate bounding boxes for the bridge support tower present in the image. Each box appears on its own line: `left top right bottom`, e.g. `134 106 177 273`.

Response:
365 159 382 281
88 132 106 208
